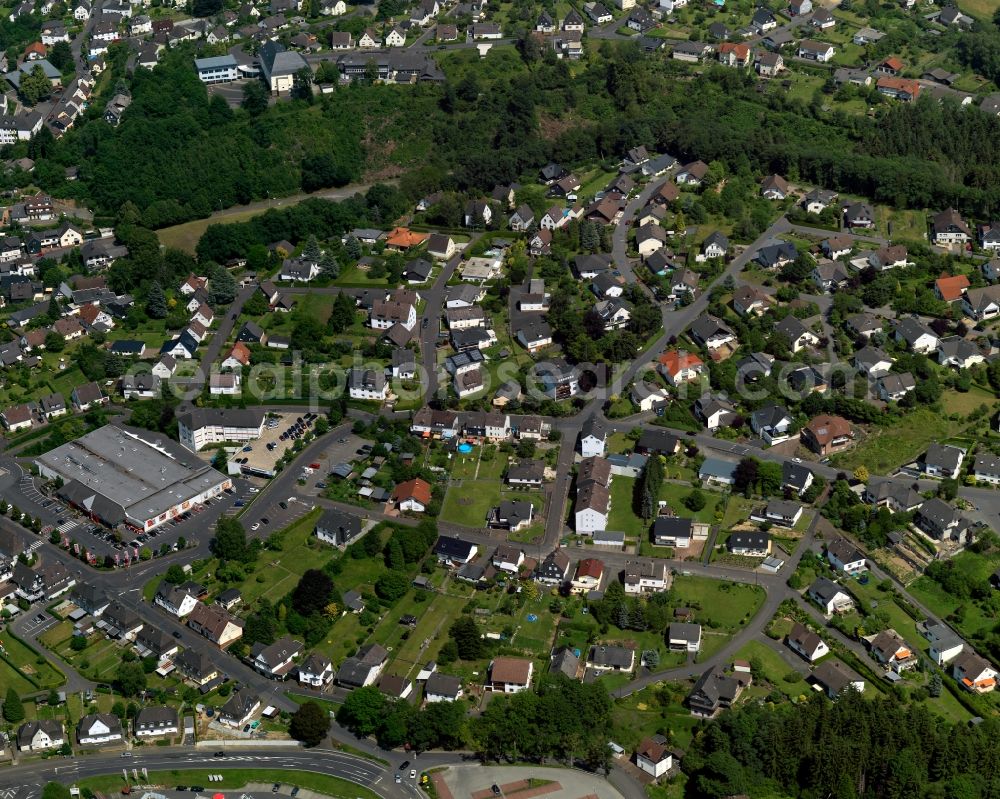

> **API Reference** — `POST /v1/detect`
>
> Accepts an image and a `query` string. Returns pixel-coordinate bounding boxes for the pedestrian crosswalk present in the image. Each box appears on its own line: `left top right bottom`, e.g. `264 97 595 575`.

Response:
56 520 77 534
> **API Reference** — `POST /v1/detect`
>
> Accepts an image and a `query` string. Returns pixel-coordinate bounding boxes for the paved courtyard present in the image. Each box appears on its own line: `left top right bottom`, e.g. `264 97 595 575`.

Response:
437 766 624 799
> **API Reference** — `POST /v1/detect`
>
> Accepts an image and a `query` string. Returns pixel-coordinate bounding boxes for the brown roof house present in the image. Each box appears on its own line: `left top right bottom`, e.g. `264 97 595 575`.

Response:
801 414 853 456
487 656 533 693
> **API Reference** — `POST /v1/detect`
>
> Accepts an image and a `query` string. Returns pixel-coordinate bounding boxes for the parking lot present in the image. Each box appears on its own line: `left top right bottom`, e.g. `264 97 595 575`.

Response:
20 471 255 564
245 495 314 535
229 412 319 479
18 610 57 638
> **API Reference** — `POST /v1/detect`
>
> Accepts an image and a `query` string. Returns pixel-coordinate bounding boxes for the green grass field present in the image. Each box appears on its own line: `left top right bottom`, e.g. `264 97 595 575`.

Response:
440 481 545 528
658 482 722 524
942 384 998 417
734 640 813 700
78 769 380 799
607 478 722 539
671 575 766 631
158 207 274 253
907 550 1000 640
829 408 956 473
1 634 64 689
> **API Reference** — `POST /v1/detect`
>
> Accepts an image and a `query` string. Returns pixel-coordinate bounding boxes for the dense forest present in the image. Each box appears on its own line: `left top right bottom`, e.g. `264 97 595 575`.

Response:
684 692 1000 799
14 33 1000 229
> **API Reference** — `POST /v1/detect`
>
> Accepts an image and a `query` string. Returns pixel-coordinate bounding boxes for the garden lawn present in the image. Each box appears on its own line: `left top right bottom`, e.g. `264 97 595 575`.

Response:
2 635 64 689
846 579 923 643
238 508 327 605
829 408 954 474
659 482 722 524
671 575 766 631
942 384 998 416
381 591 469 676
734 640 812 700
907 550 1000 639
607 477 647 538
440 480 544 528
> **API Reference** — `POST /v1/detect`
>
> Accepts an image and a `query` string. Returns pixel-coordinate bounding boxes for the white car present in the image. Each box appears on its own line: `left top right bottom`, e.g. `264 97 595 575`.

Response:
251 522 260 531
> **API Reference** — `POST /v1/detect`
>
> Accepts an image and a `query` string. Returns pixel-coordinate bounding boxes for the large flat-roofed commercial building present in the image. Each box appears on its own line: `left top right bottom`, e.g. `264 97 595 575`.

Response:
194 55 239 84
177 408 266 452
36 425 231 533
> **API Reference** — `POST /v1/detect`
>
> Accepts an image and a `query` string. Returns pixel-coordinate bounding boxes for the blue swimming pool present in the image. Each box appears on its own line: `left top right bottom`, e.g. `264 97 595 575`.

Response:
457 443 473 453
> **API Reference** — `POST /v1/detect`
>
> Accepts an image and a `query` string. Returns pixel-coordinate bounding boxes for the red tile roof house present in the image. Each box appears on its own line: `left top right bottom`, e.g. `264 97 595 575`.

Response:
934 273 971 303
657 349 705 386
391 478 432 512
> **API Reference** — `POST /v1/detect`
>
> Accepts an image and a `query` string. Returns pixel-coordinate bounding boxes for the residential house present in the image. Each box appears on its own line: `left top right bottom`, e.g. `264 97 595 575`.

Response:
843 202 874 228
488 657 533 693
775 315 820 353
875 75 921 103
252 636 303 679
434 536 478 566
580 418 607 457
973 452 1000 485
392 478 432 513
938 336 985 369
811 659 865 698
894 317 938 354
877 372 916 402
728 531 772 557
867 629 917 673
717 42 751 67
219 689 261 728
932 208 971 245
77 713 123 747
635 735 675 779
623 559 669 594
571 558 604 593
787 622 829 662
535 549 571 586
798 39 834 61
698 457 738 486
186 602 243 648
935 274 971 303
336 643 388 687
864 479 923 513
783 461 814 496
676 160 708 186
749 404 794 445
658 350 705 386
688 666 747 717
487 500 534 532
732 285 773 318
299 654 334 687
587 644 635 672
17 720 64 752
953 651 997 693
651 517 708 548
916 498 971 543
853 345 894 378
135 707 179 738
315 508 363 547
801 414 853 455
694 393 737 430
760 174 790 199
808 577 855 614
668 622 702 652
425 673 463 702
962 285 1000 320
923 443 965 479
